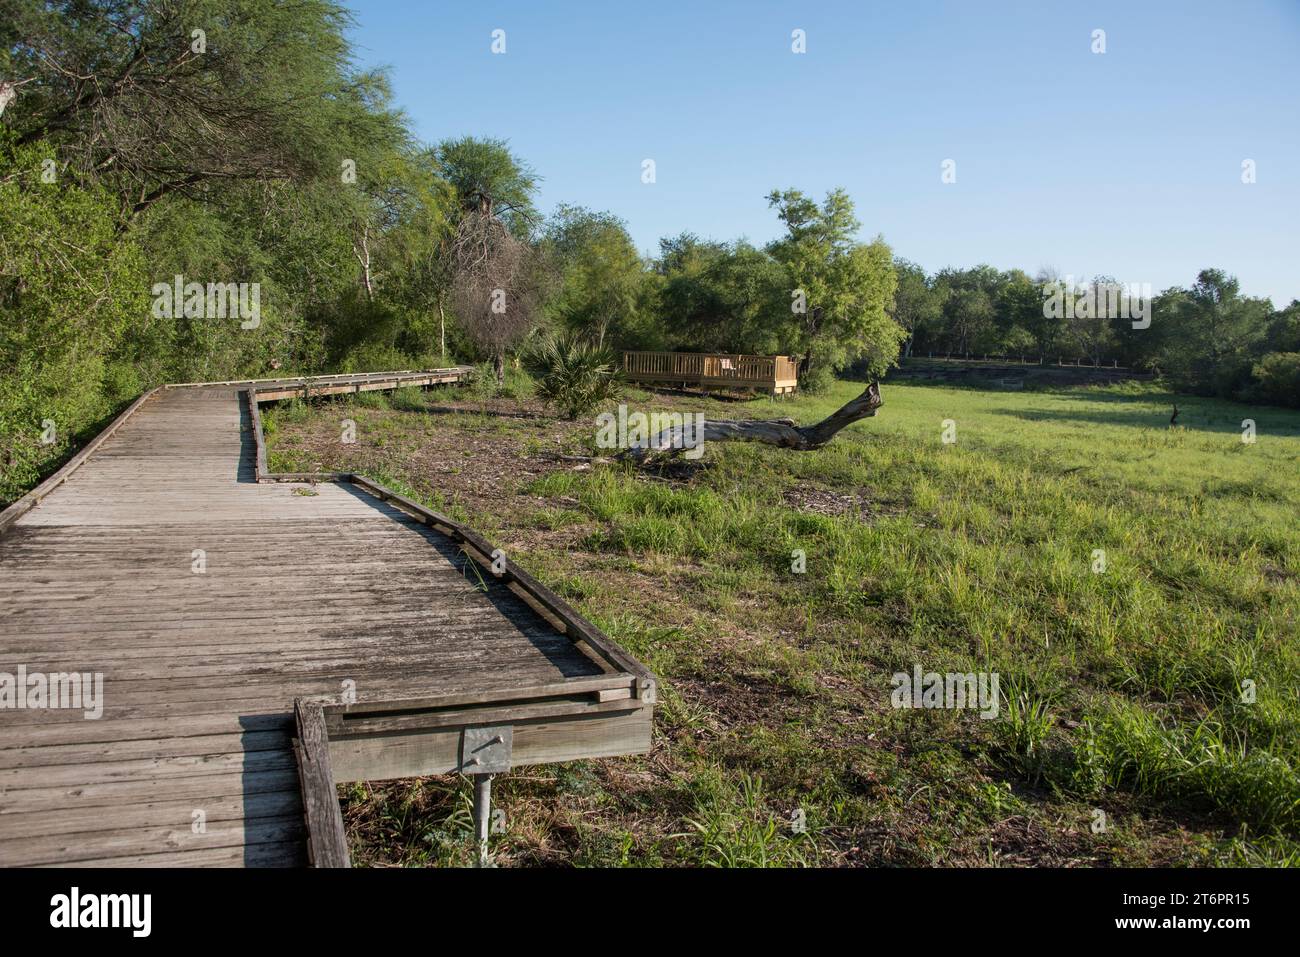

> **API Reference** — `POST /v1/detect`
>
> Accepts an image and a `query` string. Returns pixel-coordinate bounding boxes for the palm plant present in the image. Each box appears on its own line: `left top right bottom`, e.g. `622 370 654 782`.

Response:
531 332 624 420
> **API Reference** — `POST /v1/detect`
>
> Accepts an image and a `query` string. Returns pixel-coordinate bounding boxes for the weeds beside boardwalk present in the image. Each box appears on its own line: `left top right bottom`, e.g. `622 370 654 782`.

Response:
265 377 1300 867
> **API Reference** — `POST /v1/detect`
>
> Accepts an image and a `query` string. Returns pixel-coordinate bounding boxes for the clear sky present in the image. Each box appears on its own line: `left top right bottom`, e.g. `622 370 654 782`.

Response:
344 0 1300 305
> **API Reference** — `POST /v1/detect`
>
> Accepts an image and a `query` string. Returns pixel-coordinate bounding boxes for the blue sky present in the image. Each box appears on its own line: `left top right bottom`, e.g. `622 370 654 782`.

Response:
345 0 1300 305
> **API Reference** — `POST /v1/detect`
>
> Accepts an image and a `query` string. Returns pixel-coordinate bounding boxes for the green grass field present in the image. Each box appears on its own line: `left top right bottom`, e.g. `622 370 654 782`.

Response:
265 377 1300 867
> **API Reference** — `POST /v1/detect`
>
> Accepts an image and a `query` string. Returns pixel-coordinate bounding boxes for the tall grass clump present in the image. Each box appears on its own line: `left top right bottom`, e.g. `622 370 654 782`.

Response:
679 770 814 867
1079 701 1300 834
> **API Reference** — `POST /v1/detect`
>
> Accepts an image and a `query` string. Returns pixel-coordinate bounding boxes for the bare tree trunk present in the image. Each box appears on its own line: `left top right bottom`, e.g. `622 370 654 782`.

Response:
437 298 447 362
493 351 505 386
627 383 882 462
354 227 373 302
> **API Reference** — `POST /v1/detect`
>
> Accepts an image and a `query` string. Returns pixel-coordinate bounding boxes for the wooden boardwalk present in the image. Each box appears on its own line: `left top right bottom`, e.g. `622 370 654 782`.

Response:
0 373 653 867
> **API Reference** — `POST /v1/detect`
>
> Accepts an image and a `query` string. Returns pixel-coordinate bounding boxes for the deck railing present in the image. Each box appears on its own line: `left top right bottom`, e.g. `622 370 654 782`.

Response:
623 351 799 394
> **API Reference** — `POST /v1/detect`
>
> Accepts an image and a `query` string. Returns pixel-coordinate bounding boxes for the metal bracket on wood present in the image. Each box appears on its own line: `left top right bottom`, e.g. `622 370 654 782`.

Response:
460 725 513 774
461 726 512 868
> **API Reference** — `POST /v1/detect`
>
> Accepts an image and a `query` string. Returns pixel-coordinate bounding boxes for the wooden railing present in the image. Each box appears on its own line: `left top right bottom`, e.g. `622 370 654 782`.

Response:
623 351 799 394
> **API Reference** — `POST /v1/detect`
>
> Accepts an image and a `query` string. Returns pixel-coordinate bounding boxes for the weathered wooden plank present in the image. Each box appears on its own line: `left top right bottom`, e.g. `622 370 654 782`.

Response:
0 388 164 536
0 768 302 815
246 388 270 480
43 840 306 868
0 622 564 655
0 711 291 748
2 607 544 636
2 631 567 664
162 368 472 390
329 694 642 737
0 749 297 789
0 730 292 769
0 652 603 703
1 814 305 867
328 674 636 723
0 670 616 727
293 700 349 868
0 699 311 730
329 707 653 783
0 790 301 839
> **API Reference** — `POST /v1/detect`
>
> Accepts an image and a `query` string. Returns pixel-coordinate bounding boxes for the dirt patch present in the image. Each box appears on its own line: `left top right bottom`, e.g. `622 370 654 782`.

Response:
276 400 583 516
781 485 870 517
986 814 1102 865
1263 563 1295 584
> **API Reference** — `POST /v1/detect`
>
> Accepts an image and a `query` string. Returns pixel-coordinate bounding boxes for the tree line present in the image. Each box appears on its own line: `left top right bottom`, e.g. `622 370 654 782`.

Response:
890 262 1299 404
2 1 1297 503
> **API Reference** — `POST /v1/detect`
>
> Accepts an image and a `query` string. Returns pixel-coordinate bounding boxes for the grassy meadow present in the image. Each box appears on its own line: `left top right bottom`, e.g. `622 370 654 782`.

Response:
264 375 1300 867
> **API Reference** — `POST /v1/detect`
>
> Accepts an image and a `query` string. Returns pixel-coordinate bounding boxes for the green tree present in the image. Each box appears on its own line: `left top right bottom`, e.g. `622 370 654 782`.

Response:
657 240 788 356
766 187 900 386
891 259 943 358
928 265 1004 358
544 205 650 349
996 270 1047 359
1159 269 1270 396
1265 300 1300 353
4 0 371 223
1067 276 1120 366
434 136 546 382
1249 352 1300 407
433 136 539 237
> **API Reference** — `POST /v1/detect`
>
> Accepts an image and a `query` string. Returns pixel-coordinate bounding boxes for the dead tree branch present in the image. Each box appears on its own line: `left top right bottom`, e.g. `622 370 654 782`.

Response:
626 382 883 462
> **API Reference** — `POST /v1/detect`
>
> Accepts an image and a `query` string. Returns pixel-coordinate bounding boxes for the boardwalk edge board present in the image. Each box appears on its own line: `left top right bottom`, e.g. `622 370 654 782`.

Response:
294 700 349 869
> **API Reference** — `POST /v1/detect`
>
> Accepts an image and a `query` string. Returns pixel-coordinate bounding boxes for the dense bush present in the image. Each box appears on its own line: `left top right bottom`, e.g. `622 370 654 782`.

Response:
1249 352 1300 407
0 132 149 503
530 334 624 420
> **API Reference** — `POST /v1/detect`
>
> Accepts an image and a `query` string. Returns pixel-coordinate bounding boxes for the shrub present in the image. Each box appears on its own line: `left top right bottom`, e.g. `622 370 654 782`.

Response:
337 341 418 375
1 130 148 505
464 360 533 401
1248 352 1300 408
799 363 838 394
530 334 624 420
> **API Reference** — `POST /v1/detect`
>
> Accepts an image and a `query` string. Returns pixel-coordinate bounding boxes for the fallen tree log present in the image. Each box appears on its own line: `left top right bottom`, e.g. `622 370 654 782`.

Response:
625 382 882 461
